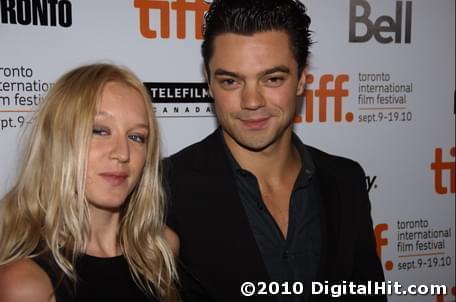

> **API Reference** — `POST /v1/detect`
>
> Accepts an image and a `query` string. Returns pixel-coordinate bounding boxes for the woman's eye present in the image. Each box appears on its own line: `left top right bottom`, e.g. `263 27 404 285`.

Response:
93 127 109 136
129 134 146 143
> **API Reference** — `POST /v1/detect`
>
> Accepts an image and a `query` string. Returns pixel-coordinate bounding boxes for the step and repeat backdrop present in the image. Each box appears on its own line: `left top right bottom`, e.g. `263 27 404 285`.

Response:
1 0 454 301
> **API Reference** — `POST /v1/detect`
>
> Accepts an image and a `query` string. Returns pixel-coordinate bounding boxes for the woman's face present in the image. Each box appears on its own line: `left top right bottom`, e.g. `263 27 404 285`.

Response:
85 81 149 212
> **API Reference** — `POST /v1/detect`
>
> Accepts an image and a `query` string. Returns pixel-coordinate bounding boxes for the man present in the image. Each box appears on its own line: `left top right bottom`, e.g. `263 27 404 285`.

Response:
165 0 386 301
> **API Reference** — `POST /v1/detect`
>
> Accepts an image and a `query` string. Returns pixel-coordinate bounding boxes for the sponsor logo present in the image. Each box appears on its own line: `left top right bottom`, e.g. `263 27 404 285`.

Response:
366 175 377 193
144 82 214 118
295 74 352 123
436 287 456 302
349 0 412 44
431 147 455 195
374 223 394 271
134 0 209 39
356 72 414 124
145 82 210 103
376 219 454 274
0 0 72 27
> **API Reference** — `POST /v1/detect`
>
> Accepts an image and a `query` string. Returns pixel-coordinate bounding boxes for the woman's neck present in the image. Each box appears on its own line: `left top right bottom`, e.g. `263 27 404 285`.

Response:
86 205 121 257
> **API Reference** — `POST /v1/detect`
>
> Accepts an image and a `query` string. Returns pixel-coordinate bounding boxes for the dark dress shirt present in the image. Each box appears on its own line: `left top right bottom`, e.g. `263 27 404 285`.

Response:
223 133 322 302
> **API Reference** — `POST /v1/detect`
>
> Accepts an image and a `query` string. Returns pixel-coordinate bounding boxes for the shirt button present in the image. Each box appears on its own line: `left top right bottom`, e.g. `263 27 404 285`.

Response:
282 251 289 259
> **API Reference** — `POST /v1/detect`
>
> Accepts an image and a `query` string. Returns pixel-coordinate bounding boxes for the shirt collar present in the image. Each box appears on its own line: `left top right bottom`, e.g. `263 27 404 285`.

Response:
219 129 316 186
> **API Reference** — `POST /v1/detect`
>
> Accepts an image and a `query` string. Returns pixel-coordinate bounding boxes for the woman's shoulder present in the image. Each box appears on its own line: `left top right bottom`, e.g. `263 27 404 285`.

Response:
164 226 180 256
0 258 55 302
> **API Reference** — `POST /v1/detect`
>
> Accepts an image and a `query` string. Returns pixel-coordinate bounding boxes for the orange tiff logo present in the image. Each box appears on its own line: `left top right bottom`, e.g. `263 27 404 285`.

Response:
436 286 456 302
294 74 352 123
431 147 455 194
134 0 209 39
374 223 394 271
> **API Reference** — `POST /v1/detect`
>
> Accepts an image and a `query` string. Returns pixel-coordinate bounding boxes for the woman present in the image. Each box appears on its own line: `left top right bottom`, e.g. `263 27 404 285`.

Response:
0 63 179 301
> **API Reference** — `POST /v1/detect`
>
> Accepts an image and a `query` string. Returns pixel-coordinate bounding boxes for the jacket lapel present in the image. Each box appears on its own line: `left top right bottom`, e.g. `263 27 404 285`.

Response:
311 148 356 281
178 129 276 301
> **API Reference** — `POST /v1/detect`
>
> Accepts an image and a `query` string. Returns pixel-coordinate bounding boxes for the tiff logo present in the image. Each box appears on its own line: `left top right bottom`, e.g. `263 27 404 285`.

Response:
134 0 209 39
436 286 456 302
374 223 394 271
431 147 455 195
295 74 352 123
349 0 412 43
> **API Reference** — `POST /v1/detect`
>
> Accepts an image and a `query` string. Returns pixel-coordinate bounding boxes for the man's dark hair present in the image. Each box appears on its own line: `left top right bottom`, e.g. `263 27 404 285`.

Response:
202 0 312 77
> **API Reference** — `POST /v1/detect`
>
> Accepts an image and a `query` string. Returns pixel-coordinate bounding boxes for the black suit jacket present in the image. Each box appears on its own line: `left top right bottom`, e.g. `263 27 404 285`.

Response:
165 130 386 302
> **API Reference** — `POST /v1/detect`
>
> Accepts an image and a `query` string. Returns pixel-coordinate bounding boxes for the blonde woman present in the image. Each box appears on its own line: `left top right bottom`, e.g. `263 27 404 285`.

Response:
0 63 179 302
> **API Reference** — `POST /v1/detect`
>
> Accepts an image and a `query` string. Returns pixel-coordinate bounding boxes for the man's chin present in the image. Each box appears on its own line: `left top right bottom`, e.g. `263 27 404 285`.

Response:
232 135 276 152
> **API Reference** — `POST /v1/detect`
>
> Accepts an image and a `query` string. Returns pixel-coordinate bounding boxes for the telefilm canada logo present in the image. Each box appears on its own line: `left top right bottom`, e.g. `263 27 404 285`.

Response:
0 0 72 27
349 0 412 44
144 82 214 118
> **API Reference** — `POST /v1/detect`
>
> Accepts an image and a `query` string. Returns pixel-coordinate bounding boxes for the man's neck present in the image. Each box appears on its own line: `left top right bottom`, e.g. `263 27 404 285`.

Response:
223 129 301 183
223 128 302 238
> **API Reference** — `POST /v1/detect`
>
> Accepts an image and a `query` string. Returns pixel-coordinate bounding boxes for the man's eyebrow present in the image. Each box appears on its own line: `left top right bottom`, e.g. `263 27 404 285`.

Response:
213 66 291 79
213 69 241 79
259 66 291 77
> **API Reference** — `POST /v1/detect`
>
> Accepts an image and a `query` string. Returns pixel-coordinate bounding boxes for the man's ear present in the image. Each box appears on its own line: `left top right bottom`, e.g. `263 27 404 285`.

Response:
296 68 307 96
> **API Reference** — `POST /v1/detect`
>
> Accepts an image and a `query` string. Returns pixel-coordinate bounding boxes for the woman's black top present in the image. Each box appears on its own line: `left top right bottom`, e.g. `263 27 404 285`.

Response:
32 253 160 302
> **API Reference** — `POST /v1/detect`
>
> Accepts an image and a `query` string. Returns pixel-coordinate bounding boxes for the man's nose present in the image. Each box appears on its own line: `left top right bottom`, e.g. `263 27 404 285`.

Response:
240 83 265 110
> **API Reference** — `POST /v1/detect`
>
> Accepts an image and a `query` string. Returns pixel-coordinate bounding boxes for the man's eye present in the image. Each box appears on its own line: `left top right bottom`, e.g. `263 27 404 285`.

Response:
265 77 284 87
219 78 239 88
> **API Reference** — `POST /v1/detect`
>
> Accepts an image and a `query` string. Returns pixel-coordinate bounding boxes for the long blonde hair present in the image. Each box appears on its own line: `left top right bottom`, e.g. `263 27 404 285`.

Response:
0 63 178 301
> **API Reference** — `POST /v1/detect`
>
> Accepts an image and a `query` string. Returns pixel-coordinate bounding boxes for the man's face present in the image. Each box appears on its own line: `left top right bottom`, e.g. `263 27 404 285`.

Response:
207 31 306 152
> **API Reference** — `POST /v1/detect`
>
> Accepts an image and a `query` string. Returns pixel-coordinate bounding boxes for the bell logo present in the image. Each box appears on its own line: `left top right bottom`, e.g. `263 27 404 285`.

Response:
374 223 393 271
134 0 209 39
295 74 352 123
431 147 455 195
349 0 412 43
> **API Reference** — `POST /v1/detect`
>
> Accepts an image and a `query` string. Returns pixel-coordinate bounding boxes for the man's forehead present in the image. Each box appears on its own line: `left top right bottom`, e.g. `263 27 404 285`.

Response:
208 31 298 75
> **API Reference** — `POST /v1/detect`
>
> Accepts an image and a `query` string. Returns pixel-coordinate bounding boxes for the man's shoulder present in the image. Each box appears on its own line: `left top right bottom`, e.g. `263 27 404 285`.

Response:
168 136 211 162
168 131 215 158
305 144 364 177
164 130 220 172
